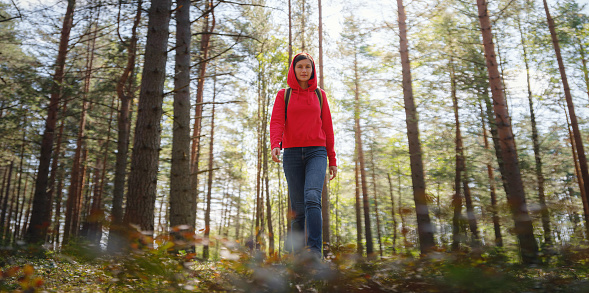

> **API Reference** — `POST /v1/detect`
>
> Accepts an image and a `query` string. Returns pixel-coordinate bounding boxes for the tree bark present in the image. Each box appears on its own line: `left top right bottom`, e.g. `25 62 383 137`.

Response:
450 65 480 245
579 42 589 103
16 167 30 241
191 0 216 223
370 147 383 258
479 103 502 247
123 0 172 234
301 0 306 51
169 0 193 233
203 85 216 260
354 153 364 255
262 85 274 256
477 0 538 263
563 104 589 237
543 0 589 238
387 173 398 253
354 50 374 257
26 0 75 244
518 13 551 247
64 14 98 243
13 113 28 241
396 0 435 254
21 173 34 239
51 161 65 246
451 61 464 251
320 0 330 253
107 0 142 253
1 162 14 243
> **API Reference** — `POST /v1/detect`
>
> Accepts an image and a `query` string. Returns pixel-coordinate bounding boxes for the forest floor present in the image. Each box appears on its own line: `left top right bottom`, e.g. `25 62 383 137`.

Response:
2 240 589 292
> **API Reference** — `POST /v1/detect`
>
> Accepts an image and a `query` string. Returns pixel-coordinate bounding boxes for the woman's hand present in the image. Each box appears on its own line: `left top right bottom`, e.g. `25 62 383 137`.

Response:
271 147 281 163
329 166 337 180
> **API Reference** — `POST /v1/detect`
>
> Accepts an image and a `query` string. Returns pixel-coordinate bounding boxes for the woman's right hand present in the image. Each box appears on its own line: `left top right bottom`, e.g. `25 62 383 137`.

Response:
271 147 281 163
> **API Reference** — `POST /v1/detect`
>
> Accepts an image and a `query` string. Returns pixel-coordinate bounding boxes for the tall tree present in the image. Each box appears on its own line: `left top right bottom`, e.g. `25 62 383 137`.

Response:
107 0 143 253
450 60 479 246
387 173 398 253
354 153 364 255
169 0 193 233
26 0 76 244
63 11 99 244
370 146 383 257
396 0 435 254
191 0 216 223
317 0 330 257
451 60 464 251
123 0 172 233
203 80 217 260
543 0 589 234
480 103 503 247
1 161 13 243
517 5 551 247
476 0 538 263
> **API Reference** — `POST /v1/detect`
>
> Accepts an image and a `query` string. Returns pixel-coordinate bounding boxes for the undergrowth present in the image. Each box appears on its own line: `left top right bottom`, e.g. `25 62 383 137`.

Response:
2 230 589 292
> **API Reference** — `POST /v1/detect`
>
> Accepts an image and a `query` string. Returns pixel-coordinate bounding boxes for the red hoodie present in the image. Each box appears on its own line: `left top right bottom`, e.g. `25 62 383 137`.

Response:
270 53 337 167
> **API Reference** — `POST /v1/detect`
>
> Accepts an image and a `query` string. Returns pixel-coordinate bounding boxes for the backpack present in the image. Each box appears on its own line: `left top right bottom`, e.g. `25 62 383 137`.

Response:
284 87 323 122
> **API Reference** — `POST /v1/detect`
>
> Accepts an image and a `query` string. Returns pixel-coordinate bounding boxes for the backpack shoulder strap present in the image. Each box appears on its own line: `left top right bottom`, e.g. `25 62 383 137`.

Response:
315 88 323 118
284 87 292 121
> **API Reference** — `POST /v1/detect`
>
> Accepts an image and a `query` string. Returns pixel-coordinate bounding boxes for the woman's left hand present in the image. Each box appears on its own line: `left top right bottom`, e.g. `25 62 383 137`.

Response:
329 166 337 180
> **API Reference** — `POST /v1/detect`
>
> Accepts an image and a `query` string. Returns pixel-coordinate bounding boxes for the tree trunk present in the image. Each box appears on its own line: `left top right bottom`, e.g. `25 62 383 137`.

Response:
354 51 374 257
235 183 242 243
52 162 65 246
318 0 324 89
0 167 7 229
479 103 503 247
387 173 398 253
543 0 589 237
354 153 364 255
63 98 88 245
451 65 480 245
397 164 409 252
191 0 216 223
13 113 28 241
16 167 30 241
5 165 19 244
288 0 292 64
301 0 306 51
1 161 14 243
579 42 589 103
277 167 283 254
107 0 142 253
21 173 34 239
263 89 274 256
76 148 89 237
451 61 464 251
203 78 216 260
46 95 68 244
477 0 538 263
564 105 589 237
518 14 551 247
26 0 75 244
370 147 383 258
170 0 193 233
397 0 435 254
320 11 330 253
123 0 172 233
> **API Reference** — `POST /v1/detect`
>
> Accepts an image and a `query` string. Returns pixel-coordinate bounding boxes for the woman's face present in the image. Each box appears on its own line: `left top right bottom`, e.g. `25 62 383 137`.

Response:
294 58 313 83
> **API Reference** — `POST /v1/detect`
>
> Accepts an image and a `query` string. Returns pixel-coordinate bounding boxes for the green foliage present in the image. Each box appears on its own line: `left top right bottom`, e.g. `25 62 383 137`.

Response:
6 242 589 292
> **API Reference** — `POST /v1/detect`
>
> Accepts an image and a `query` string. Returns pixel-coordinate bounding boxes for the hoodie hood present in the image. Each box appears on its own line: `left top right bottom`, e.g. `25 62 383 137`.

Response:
287 53 318 91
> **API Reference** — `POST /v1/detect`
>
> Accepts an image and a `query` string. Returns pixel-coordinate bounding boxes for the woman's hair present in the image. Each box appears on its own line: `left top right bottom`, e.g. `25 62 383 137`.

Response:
293 53 315 80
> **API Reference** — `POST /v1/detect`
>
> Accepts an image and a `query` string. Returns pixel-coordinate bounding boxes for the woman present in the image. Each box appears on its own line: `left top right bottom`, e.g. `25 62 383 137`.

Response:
270 53 337 257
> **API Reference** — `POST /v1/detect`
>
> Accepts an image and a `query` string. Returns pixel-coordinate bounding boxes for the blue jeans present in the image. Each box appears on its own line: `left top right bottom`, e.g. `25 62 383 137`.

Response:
283 146 327 256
